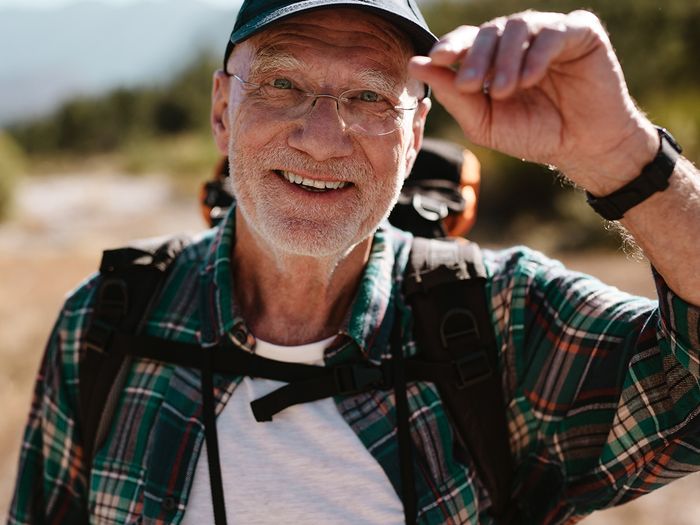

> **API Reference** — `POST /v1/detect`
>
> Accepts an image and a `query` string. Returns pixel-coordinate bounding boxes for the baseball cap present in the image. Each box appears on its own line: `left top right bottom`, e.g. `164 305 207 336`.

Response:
223 0 437 69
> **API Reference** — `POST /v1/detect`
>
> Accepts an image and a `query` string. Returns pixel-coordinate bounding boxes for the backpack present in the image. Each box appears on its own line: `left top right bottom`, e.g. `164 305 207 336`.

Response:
79 235 517 524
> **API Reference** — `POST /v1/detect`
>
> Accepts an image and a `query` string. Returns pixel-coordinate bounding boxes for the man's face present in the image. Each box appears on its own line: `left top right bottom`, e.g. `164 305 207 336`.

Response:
211 8 430 257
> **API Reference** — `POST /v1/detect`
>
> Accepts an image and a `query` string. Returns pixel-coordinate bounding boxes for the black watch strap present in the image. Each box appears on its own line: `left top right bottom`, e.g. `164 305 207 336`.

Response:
586 126 682 220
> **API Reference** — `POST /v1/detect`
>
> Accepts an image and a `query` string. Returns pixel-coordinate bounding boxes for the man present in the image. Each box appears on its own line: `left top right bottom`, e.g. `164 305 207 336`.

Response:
8 1 700 524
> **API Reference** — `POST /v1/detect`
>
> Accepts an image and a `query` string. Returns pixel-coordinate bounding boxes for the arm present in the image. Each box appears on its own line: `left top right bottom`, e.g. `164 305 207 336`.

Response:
8 296 91 524
408 10 700 305
485 247 700 521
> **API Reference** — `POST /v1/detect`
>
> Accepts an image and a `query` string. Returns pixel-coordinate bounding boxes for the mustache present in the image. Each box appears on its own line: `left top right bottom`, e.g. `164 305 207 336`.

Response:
234 146 373 182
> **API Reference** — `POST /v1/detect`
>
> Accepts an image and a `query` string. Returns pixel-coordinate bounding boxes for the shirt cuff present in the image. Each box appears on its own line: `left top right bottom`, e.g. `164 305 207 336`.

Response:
654 267 700 379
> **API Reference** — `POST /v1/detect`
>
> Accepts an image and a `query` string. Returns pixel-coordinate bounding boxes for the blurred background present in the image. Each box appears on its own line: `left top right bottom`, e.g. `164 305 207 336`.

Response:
0 0 698 523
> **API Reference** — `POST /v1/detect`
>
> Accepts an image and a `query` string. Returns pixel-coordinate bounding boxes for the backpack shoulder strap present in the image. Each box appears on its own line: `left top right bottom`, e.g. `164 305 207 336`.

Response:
79 234 191 471
403 237 517 522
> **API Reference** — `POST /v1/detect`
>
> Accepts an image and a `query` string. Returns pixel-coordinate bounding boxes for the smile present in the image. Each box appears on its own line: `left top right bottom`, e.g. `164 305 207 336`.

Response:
277 170 350 192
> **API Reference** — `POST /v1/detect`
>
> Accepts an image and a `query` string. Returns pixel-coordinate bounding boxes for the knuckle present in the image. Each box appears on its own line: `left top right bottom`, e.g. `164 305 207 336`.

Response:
481 16 507 33
567 9 610 40
448 24 474 39
538 25 566 39
569 9 601 25
478 24 502 38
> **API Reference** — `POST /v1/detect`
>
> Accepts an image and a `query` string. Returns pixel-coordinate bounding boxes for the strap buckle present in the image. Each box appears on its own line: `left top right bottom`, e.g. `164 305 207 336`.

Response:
333 363 389 395
83 320 114 354
454 351 492 390
440 308 480 348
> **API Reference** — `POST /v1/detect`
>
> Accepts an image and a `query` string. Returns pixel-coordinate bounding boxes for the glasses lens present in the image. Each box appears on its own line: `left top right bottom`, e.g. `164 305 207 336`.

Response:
257 84 313 118
339 89 404 136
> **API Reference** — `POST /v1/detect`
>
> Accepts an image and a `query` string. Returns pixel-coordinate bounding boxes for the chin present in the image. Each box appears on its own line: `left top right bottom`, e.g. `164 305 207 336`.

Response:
260 215 368 257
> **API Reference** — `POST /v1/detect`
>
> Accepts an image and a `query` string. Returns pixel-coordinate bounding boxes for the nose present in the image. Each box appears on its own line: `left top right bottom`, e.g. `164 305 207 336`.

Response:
287 95 354 162
304 94 350 133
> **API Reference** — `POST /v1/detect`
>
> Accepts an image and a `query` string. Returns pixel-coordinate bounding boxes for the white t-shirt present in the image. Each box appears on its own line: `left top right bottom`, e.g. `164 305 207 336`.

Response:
180 336 404 525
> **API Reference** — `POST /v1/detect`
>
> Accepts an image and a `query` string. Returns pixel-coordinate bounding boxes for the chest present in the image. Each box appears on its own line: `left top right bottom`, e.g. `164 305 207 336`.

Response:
88 360 485 524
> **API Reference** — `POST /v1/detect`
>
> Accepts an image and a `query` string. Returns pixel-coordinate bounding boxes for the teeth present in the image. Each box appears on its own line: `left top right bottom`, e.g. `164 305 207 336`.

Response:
281 171 348 190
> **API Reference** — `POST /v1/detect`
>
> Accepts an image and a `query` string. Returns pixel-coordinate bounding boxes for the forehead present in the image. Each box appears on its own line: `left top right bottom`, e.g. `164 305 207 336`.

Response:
239 8 413 80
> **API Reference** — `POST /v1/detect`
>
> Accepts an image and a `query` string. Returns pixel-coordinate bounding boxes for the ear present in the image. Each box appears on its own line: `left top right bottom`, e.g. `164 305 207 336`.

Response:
211 70 231 155
404 97 431 176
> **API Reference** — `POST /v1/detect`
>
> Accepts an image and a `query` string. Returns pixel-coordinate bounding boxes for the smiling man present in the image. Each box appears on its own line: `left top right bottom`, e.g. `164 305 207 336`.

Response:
8 1 700 524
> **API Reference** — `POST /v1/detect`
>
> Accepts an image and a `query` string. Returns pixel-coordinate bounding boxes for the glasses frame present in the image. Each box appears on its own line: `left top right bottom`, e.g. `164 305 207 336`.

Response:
228 73 421 136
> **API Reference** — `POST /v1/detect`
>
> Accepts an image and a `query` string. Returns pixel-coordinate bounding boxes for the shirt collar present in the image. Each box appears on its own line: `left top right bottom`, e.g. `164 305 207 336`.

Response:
340 221 413 361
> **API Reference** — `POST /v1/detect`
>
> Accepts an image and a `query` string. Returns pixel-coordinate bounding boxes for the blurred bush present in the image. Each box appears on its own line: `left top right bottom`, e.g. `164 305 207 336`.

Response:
8 53 219 156
0 133 27 221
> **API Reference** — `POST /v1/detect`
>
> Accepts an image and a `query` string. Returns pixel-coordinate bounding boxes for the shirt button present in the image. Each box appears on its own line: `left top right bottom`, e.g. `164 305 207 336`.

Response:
162 496 177 511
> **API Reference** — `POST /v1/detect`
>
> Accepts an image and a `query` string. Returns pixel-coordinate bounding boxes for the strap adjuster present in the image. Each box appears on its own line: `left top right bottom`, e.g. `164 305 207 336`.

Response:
454 351 492 390
84 320 115 354
333 363 388 395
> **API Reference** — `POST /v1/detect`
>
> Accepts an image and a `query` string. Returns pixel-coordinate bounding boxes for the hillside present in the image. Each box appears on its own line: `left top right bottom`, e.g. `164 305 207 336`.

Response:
0 0 239 125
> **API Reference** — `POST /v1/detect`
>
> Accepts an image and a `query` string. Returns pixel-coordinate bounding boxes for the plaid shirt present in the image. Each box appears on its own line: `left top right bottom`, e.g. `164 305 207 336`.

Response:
8 208 700 525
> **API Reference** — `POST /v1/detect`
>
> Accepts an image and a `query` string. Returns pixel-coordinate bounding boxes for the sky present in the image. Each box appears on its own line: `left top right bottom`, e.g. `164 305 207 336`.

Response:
0 0 234 9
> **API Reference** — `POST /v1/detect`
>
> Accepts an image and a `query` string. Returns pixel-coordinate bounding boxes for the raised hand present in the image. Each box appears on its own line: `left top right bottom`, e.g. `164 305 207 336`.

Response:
408 10 658 194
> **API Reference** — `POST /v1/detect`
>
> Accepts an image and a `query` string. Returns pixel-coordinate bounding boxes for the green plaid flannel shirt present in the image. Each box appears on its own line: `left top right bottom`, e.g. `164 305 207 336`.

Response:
8 208 700 524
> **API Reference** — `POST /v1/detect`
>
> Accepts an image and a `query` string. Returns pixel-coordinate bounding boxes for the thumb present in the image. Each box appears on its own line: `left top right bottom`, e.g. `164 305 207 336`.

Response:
408 56 489 139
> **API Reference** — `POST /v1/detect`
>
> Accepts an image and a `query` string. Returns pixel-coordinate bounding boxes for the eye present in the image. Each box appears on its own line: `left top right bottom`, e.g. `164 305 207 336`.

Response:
270 78 293 90
357 90 382 103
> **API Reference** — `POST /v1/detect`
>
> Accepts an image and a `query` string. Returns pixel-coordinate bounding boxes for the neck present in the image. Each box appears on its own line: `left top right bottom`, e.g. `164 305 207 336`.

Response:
232 210 372 346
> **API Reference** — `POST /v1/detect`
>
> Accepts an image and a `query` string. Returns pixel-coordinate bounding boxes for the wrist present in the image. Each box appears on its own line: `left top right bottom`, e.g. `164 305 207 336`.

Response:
579 120 660 196
585 126 682 220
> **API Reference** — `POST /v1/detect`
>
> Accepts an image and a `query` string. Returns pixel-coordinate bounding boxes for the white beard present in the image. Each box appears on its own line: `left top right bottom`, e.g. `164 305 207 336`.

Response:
228 144 404 258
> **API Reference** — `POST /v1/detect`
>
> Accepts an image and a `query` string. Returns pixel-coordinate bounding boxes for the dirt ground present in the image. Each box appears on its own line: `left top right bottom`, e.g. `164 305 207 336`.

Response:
1 172 698 523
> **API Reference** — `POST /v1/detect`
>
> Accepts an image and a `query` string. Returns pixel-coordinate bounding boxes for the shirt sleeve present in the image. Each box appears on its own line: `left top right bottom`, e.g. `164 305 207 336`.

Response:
486 247 700 523
7 279 98 525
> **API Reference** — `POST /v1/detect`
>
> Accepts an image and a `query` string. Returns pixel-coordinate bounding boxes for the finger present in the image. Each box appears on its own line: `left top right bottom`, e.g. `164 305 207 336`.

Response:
428 25 479 66
409 56 459 88
520 11 606 89
453 22 504 92
408 57 488 137
519 24 568 89
489 17 531 99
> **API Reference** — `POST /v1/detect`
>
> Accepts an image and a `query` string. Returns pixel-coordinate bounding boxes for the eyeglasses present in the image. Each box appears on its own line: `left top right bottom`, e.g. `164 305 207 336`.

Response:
230 74 419 136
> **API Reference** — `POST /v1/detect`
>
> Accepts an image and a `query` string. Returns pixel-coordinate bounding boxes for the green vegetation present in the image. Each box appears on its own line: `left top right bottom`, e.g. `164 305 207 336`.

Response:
9 53 219 158
5 1 699 248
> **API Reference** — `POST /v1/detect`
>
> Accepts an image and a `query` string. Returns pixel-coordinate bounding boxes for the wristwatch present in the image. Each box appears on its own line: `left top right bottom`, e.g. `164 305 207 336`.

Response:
586 126 682 220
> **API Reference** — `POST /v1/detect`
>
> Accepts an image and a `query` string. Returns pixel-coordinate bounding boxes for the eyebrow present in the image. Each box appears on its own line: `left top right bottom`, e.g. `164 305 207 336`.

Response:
355 68 401 97
249 48 307 78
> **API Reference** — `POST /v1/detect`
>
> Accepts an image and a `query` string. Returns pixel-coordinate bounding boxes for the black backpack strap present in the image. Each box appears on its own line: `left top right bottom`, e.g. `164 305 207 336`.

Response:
403 237 517 523
79 235 191 472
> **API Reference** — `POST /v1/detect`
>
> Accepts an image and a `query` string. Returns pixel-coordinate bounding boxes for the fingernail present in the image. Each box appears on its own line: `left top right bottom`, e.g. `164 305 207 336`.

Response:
458 68 478 82
493 73 508 88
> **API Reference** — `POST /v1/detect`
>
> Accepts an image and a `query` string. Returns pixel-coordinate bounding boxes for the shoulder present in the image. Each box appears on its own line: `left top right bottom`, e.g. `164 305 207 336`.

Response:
60 229 216 320
481 245 564 277
481 245 655 317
